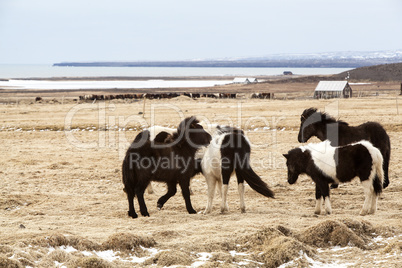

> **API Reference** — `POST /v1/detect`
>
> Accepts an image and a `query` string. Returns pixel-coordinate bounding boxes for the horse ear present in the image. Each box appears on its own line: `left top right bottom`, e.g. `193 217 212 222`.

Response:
283 154 289 159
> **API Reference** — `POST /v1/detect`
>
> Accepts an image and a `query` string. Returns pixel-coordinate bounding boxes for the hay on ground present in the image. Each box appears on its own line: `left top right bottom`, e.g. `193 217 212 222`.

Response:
31 233 101 251
38 249 75 267
75 257 115 268
0 255 23 268
381 239 402 254
102 233 156 252
297 220 366 249
144 250 193 266
237 227 315 268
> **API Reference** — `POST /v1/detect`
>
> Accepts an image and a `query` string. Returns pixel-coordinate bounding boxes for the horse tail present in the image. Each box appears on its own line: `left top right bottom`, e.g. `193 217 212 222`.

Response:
231 135 274 199
368 143 384 195
382 137 391 189
122 149 138 196
373 154 384 196
367 122 390 189
235 164 275 198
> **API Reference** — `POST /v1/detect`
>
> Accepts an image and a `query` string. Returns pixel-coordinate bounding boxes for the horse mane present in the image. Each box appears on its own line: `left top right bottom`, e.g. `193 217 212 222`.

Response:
168 116 206 146
154 131 173 143
216 125 244 135
174 116 199 138
302 107 349 126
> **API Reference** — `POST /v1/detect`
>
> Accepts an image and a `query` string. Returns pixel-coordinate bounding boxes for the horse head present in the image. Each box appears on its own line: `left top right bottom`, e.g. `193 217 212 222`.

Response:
298 108 326 142
176 116 212 148
283 148 306 184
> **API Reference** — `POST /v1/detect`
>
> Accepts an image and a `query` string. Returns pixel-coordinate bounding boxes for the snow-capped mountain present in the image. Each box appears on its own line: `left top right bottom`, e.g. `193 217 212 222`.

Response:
242 50 402 61
54 50 402 68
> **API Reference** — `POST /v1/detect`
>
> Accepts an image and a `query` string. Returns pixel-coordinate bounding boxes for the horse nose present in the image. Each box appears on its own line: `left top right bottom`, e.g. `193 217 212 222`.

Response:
297 133 303 143
205 133 212 143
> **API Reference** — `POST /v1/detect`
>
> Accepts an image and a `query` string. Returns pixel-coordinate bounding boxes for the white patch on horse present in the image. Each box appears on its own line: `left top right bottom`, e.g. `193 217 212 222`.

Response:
360 180 373 216
201 126 246 214
238 183 246 213
221 184 229 213
302 140 338 183
314 197 323 215
201 132 224 214
324 197 332 214
201 134 225 179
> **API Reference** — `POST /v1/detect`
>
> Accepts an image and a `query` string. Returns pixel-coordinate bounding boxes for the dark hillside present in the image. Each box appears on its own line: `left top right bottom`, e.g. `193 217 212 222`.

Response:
333 62 402 81
265 62 402 84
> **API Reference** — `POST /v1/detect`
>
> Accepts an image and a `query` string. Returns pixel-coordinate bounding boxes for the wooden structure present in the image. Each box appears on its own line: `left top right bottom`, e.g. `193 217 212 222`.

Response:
314 81 352 99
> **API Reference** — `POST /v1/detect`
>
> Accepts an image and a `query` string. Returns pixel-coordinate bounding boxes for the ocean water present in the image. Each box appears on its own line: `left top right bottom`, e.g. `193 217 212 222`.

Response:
0 79 233 90
0 65 351 90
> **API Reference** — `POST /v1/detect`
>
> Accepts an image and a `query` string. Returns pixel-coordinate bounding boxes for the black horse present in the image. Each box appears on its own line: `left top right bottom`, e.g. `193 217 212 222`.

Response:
122 116 211 218
298 108 391 189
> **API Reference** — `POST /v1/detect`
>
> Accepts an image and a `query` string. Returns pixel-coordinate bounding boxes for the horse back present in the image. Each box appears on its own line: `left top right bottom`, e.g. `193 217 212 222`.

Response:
336 144 372 183
362 121 390 145
338 122 390 151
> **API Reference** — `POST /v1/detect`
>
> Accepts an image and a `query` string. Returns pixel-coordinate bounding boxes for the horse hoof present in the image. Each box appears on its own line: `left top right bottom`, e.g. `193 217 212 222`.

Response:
157 203 163 210
330 184 339 189
128 211 138 219
188 209 197 214
359 210 368 216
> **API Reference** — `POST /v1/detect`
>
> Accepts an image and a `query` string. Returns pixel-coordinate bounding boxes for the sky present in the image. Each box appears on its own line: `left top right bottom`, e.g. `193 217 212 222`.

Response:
0 0 401 64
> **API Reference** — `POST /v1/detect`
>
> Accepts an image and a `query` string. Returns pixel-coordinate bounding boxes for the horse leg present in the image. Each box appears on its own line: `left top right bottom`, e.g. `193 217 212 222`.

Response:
125 188 138 219
179 178 196 214
360 180 373 216
383 150 390 188
221 159 234 213
203 175 217 214
216 178 223 198
369 193 378 214
319 183 332 215
324 196 332 215
135 185 149 217
237 176 246 213
157 181 177 210
330 183 339 189
146 183 154 194
314 184 323 215
221 184 229 213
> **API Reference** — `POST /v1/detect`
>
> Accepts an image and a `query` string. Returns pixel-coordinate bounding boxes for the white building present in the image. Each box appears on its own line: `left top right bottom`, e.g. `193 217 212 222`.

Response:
233 77 258 84
314 81 352 99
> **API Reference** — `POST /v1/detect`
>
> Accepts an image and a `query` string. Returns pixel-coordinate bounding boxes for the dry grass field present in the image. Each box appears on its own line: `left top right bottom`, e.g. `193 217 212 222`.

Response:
0 85 401 267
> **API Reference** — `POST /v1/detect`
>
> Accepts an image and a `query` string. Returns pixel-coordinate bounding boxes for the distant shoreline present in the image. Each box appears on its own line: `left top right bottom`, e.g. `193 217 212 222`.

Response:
53 60 364 68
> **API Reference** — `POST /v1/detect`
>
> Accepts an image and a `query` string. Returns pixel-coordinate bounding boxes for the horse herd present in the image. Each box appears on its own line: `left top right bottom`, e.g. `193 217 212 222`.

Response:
122 108 391 218
79 92 273 101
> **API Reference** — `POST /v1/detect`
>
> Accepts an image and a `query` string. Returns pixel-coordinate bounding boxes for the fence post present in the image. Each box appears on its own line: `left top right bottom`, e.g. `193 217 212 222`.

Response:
142 97 146 118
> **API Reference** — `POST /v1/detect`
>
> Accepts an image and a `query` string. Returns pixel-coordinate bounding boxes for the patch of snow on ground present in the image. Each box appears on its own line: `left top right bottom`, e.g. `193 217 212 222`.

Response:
278 251 354 268
192 252 213 267
52 245 162 264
